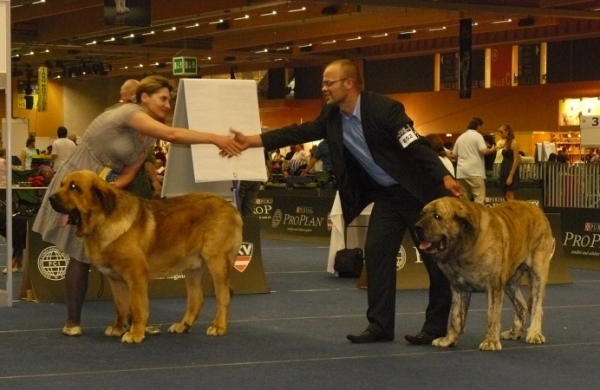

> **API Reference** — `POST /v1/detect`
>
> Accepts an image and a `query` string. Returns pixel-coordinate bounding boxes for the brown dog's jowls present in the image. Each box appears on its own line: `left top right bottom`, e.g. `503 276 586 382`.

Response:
50 170 243 344
414 197 554 351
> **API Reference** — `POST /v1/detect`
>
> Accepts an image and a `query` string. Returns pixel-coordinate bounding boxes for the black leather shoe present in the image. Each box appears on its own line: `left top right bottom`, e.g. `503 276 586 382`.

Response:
347 329 393 344
404 331 443 345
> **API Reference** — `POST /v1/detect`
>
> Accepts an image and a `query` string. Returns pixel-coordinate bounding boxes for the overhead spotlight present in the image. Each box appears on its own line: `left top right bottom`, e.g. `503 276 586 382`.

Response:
321 5 338 15
517 17 535 27
216 20 230 30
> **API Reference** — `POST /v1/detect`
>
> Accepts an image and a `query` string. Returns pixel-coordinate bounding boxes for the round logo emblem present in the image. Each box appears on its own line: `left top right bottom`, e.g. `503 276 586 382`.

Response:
38 246 70 281
396 245 407 271
271 209 283 228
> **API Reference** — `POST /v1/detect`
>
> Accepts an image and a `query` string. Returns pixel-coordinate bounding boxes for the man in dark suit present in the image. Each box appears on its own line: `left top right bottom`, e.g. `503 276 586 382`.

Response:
231 59 462 345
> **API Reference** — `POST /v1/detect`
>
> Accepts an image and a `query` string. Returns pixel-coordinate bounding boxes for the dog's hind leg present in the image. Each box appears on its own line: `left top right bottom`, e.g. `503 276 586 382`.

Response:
433 289 470 348
501 267 528 340
205 252 233 336
525 248 551 345
104 276 130 338
168 267 204 334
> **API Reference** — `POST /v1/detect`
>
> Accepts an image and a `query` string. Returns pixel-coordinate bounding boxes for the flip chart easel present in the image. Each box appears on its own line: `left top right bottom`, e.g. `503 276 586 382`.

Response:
162 78 266 198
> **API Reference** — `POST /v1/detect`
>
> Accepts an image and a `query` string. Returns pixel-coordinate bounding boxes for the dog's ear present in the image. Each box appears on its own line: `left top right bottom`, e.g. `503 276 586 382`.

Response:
454 200 478 240
91 183 117 215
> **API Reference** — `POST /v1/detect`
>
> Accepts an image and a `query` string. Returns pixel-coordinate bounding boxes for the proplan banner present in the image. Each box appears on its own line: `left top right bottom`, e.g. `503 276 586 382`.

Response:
37 66 48 112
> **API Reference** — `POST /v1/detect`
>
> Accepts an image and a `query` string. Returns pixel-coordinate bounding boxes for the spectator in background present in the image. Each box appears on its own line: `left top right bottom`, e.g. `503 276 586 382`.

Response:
301 139 332 176
21 136 38 171
498 124 521 201
453 117 496 204
67 134 78 145
482 134 496 178
425 134 455 177
0 148 6 186
51 126 77 172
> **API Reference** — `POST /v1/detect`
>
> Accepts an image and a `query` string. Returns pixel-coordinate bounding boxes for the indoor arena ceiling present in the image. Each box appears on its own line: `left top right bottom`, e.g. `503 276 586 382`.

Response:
9 0 600 80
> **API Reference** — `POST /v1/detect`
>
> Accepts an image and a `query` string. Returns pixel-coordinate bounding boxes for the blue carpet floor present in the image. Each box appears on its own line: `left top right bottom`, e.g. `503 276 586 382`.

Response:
1 239 600 389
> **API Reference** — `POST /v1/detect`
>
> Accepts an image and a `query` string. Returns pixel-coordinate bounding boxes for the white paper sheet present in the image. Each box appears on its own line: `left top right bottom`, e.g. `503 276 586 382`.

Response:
181 79 267 182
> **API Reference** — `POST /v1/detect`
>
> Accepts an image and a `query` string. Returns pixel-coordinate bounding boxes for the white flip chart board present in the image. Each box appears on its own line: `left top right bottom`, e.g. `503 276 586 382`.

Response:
162 78 267 198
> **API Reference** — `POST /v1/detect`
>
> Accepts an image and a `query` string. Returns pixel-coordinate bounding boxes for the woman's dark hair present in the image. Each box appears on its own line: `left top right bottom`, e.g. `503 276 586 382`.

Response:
26 136 36 148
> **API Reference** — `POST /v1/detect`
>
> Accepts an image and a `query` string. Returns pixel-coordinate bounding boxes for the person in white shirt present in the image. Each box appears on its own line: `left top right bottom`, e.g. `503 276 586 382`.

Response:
51 126 77 172
453 117 496 204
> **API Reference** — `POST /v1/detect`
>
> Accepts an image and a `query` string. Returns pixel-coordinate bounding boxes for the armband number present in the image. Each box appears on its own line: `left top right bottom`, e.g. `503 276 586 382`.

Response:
397 124 419 148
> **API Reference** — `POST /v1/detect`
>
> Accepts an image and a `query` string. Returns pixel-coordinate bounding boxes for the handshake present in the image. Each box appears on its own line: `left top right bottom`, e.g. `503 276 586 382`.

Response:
216 128 255 158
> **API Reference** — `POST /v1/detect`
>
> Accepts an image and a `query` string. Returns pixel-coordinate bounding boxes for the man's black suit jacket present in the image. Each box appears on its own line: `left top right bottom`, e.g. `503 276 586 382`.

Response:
261 91 450 224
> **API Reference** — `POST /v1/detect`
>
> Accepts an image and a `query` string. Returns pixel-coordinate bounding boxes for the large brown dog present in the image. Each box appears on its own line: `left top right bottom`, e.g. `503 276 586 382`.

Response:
414 198 554 351
49 170 243 343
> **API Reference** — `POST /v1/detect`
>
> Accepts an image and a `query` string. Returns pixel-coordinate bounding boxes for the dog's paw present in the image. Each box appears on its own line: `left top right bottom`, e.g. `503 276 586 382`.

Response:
500 329 523 340
121 331 145 343
206 325 227 336
104 325 127 337
525 332 546 344
168 322 192 334
478 339 502 351
432 336 456 348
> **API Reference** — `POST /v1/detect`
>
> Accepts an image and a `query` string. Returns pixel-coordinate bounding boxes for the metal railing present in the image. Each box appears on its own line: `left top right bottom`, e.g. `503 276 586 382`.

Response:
493 162 600 208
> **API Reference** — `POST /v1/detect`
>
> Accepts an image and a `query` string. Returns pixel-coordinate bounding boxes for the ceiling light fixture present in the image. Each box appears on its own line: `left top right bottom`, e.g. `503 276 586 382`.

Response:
163 26 176 32
185 23 200 28
346 36 362 41
142 31 155 35
492 18 512 24
428 26 446 31
288 7 306 12
122 33 135 39
38 49 50 53
209 19 224 25
321 40 336 45
103 37 115 42
255 48 268 53
260 11 277 16
399 29 416 35
234 15 249 20
371 33 388 38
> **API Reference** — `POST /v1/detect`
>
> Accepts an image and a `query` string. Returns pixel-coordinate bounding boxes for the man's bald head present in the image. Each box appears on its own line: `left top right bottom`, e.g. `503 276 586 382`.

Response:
120 79 140 102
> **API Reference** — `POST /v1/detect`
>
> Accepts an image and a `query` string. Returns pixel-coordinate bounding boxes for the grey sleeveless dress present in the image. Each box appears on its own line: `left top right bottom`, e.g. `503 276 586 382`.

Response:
32 103 156 263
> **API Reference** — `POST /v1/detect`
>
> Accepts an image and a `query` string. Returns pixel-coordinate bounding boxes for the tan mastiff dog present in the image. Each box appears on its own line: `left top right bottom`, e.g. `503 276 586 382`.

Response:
414 198 554 351
49 170 243 343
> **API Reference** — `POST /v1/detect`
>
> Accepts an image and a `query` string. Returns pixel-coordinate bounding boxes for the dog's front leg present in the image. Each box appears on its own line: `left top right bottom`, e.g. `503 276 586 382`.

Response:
121 269 149 344
433 288 470 348
479 286 504 351
104 275 130 338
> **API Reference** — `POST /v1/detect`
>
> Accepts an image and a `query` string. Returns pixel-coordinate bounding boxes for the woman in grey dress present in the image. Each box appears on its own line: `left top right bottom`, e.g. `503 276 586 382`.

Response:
33 75 240 336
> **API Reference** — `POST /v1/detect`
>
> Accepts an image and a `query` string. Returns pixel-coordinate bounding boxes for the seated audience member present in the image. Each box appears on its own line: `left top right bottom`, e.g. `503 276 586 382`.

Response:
425 134 455 177
547 153 558 162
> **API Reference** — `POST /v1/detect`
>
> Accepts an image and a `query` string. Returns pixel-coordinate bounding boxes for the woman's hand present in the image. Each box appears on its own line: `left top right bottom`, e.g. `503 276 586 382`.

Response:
213 134 241 157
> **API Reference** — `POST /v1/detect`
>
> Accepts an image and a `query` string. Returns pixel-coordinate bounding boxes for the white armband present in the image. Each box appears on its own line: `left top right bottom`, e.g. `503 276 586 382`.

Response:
397 123 420 148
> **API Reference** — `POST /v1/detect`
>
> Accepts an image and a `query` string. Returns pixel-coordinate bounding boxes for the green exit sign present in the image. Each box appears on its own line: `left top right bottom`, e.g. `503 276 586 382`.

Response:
172 57 197 75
